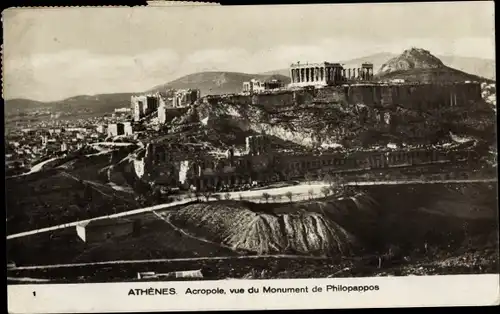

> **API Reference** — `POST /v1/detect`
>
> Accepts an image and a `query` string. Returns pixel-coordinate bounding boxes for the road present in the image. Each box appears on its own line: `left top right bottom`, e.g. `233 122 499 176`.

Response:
9 156 61 178
6 178 496 240
9 254 329 271
344 178 497 186
6 199 194 240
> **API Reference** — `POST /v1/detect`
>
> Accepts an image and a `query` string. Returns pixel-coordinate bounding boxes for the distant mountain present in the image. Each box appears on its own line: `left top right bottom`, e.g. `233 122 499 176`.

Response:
147 71 291 96
439 55 495 81
377 48 493 83
4 93 135 115
265 51 495 81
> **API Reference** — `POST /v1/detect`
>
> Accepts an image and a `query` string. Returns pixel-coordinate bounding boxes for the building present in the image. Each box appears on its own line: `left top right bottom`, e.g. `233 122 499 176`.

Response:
288 61 374 88
158 101 168 124
96 124 107 134
107 123 125 137
242 78 284 94
131 94 163 122
123 122 133 136
172 89 200 108
76 218 138 243
114 107 132 114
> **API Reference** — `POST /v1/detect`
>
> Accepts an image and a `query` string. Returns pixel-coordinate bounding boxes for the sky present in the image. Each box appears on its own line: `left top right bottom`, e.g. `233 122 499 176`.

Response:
2 2 495 101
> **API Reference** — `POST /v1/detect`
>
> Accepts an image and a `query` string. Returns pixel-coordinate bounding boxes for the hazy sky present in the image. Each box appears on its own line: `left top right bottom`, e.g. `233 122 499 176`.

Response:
3 2 495 101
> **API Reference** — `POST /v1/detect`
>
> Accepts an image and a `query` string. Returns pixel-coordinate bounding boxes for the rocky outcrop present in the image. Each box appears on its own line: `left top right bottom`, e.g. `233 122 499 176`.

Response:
379 48 445 74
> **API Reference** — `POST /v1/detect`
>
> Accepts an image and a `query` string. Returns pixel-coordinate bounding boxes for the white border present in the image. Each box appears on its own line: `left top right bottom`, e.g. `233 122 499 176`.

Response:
7 274 500 313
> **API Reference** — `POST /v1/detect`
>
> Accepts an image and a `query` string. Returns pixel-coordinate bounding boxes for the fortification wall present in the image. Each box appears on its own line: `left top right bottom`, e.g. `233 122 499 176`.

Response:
225 95 252 106
251 92 294 108
314 86 347 103
315 83 483 109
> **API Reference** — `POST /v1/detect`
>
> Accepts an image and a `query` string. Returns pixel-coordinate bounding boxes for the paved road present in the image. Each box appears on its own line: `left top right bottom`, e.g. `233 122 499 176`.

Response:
9 254 329 271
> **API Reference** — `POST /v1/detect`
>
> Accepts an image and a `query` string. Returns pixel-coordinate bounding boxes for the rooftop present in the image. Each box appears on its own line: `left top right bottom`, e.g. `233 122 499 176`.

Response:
77 217 134 228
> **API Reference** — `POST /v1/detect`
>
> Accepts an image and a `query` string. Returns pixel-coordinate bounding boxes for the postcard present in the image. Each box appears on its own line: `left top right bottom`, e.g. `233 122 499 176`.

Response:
4 2 498 312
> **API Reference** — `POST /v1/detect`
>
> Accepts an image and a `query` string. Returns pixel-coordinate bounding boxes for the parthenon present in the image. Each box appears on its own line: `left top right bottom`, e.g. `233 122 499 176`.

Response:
288 61 374 88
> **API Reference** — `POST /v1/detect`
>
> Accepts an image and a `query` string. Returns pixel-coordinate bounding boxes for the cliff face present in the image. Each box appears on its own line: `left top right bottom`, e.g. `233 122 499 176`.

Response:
378 48 445 74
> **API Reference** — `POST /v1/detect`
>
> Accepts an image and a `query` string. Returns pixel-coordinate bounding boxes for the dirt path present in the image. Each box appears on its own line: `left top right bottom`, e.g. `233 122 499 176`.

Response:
9 254 330 271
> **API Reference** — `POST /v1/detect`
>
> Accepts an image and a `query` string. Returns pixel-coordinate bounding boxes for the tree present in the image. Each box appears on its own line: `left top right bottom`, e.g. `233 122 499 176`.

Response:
262 192 271 203
202 191 212 202
316 169 323 181
285 191 293 203
321 186 331 197
323 173 334 186
152 186 163 203
329 184 338 195
308 189 314 200
304 172 313 185
224 192 231 200
195 192 202 202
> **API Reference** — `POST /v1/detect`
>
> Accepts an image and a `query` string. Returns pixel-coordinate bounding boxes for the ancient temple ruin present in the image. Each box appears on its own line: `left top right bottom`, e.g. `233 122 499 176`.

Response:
288 61 374 88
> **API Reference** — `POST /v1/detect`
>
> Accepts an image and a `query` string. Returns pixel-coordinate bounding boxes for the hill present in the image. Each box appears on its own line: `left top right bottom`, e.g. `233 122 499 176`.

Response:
264 51 495 81
377 48 493 83
4 93 135 115
147 71 290 96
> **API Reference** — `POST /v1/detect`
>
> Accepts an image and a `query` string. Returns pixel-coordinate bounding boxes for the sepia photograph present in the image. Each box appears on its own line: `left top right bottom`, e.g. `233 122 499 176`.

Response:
4 1 498 311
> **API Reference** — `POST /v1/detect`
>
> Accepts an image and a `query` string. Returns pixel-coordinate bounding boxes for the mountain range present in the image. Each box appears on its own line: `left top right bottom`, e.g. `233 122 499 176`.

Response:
4 48 495 114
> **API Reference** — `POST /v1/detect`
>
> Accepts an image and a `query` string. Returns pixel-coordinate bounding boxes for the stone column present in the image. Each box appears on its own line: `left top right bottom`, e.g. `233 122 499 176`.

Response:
290 69 295 83
311 67 315 82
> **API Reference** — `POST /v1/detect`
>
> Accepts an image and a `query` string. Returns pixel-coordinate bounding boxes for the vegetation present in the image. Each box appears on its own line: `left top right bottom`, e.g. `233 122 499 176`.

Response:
321 186 331 197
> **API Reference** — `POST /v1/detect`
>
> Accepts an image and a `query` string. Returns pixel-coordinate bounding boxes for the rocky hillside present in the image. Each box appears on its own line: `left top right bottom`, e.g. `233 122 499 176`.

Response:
148 72 290 96
379 48 445 73
377 48 492 83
